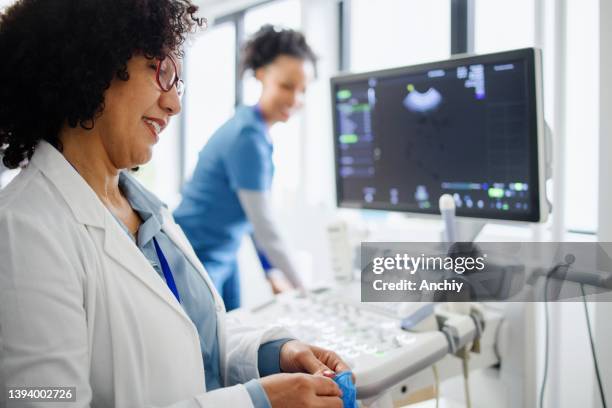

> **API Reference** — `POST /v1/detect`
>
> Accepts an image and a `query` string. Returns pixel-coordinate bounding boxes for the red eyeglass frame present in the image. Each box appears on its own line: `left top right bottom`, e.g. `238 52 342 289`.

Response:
155 55 184 96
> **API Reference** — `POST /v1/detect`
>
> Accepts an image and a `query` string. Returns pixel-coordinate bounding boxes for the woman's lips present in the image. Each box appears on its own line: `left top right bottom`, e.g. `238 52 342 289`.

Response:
142 120 160 142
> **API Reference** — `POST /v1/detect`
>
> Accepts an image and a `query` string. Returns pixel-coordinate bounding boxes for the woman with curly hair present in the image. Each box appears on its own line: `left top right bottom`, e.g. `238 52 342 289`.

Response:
0 1 349 407
174 25 317 311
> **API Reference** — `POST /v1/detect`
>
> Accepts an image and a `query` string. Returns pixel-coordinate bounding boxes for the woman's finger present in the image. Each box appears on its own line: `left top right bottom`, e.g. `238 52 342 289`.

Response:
310 375 342 397
301 350 335 376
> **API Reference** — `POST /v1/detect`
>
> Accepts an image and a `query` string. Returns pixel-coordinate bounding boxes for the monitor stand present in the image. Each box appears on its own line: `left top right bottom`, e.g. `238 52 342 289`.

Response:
440 218 486 244
456 219 487 242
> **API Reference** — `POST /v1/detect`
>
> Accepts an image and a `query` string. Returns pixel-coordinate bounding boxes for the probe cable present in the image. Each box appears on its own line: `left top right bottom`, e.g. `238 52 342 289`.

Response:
580 284 608 408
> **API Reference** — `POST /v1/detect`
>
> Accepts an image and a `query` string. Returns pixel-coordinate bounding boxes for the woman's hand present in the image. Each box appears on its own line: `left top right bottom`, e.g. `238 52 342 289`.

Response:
259 340 355 407
259 373 343 408
266 272 293 294
279 340 354 380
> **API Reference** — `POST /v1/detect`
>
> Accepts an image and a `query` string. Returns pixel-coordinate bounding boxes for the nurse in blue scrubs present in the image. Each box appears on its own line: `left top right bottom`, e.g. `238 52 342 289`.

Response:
174 25 317 310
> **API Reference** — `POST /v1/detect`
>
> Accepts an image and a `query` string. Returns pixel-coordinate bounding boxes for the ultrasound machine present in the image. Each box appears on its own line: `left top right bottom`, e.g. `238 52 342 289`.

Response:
234 48 551 407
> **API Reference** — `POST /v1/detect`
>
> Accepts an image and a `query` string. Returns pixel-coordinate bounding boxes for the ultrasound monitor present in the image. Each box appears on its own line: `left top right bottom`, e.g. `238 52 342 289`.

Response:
331 48 547 222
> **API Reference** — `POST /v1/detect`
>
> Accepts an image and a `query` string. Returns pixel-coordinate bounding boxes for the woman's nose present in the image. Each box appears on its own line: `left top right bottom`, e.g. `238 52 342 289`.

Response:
159 87 182 116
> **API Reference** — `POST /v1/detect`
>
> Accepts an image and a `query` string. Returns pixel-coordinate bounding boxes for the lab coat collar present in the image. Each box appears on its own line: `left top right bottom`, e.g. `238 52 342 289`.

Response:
30 140 107 228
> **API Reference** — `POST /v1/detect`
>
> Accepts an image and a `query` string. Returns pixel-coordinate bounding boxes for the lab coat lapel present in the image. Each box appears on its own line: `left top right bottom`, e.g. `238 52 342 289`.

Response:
101 213 194 326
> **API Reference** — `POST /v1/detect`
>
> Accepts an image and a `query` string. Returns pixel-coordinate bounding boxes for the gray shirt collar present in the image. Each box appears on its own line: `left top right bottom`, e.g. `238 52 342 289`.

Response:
117 171 166 247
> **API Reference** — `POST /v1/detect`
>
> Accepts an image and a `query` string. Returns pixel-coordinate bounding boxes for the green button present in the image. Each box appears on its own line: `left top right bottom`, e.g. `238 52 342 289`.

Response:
337 89 352 100
488 187 504 198
339 134 358 144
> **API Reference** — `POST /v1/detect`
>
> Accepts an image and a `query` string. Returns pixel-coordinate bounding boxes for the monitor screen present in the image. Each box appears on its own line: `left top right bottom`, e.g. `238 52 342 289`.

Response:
331 48 546 222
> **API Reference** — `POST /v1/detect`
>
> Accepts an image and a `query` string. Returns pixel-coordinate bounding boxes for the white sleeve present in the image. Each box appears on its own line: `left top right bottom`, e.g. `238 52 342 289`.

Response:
224 314 295 385
237 189 305 290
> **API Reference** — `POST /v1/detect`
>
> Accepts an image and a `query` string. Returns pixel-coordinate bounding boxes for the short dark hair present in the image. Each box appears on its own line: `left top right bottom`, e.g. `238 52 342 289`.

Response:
240 24 317 77
0 0 204 169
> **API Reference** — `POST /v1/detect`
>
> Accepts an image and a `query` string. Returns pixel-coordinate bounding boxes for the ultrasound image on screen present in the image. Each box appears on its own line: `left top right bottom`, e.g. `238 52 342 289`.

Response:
333 53 540 221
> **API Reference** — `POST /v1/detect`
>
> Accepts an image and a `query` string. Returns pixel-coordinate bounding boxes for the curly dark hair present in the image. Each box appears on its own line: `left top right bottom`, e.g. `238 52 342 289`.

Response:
240 24 317 77
0 0 204 169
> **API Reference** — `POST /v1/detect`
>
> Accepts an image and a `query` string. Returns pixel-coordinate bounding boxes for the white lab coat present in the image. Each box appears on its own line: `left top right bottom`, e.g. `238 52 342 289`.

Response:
0 141 291 407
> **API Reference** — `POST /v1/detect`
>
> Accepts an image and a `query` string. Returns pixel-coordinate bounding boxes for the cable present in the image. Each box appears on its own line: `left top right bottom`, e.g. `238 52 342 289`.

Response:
461 350 472 408
539 268 553 408
580 284 608 408
539 257 574 408
432 364 440 408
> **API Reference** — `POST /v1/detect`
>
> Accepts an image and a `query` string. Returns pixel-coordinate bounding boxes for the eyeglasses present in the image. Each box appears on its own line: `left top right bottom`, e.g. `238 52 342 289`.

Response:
155 55 184 97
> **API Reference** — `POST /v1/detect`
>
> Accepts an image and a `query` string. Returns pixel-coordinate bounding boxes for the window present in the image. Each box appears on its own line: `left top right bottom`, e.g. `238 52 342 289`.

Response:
564 0 598 232
182 22 236 180
349 0 451 72
474 0 535 54
243 0 301 41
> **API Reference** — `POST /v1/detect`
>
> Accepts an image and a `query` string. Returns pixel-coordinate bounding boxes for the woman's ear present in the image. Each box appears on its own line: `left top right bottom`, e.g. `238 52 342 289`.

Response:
254 67 266 82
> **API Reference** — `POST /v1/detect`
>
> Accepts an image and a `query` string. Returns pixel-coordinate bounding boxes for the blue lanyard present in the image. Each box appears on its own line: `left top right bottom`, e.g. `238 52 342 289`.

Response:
153 237 181 303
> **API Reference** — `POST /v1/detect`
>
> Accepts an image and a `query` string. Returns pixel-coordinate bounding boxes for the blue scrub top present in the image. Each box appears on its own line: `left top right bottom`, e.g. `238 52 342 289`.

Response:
174 105 273 265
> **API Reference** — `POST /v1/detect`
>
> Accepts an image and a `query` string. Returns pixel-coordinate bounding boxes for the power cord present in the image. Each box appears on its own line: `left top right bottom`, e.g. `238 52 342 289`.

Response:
461 350 472 408
432 364 440 408
580 284 608 408
539 255 608 408
539 255 574 408
454 346 472 408
539 273 551 408
539 266 554 408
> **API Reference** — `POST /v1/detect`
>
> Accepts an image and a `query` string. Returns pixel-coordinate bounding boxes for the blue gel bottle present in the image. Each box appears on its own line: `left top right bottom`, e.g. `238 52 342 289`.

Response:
333 371 357 408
